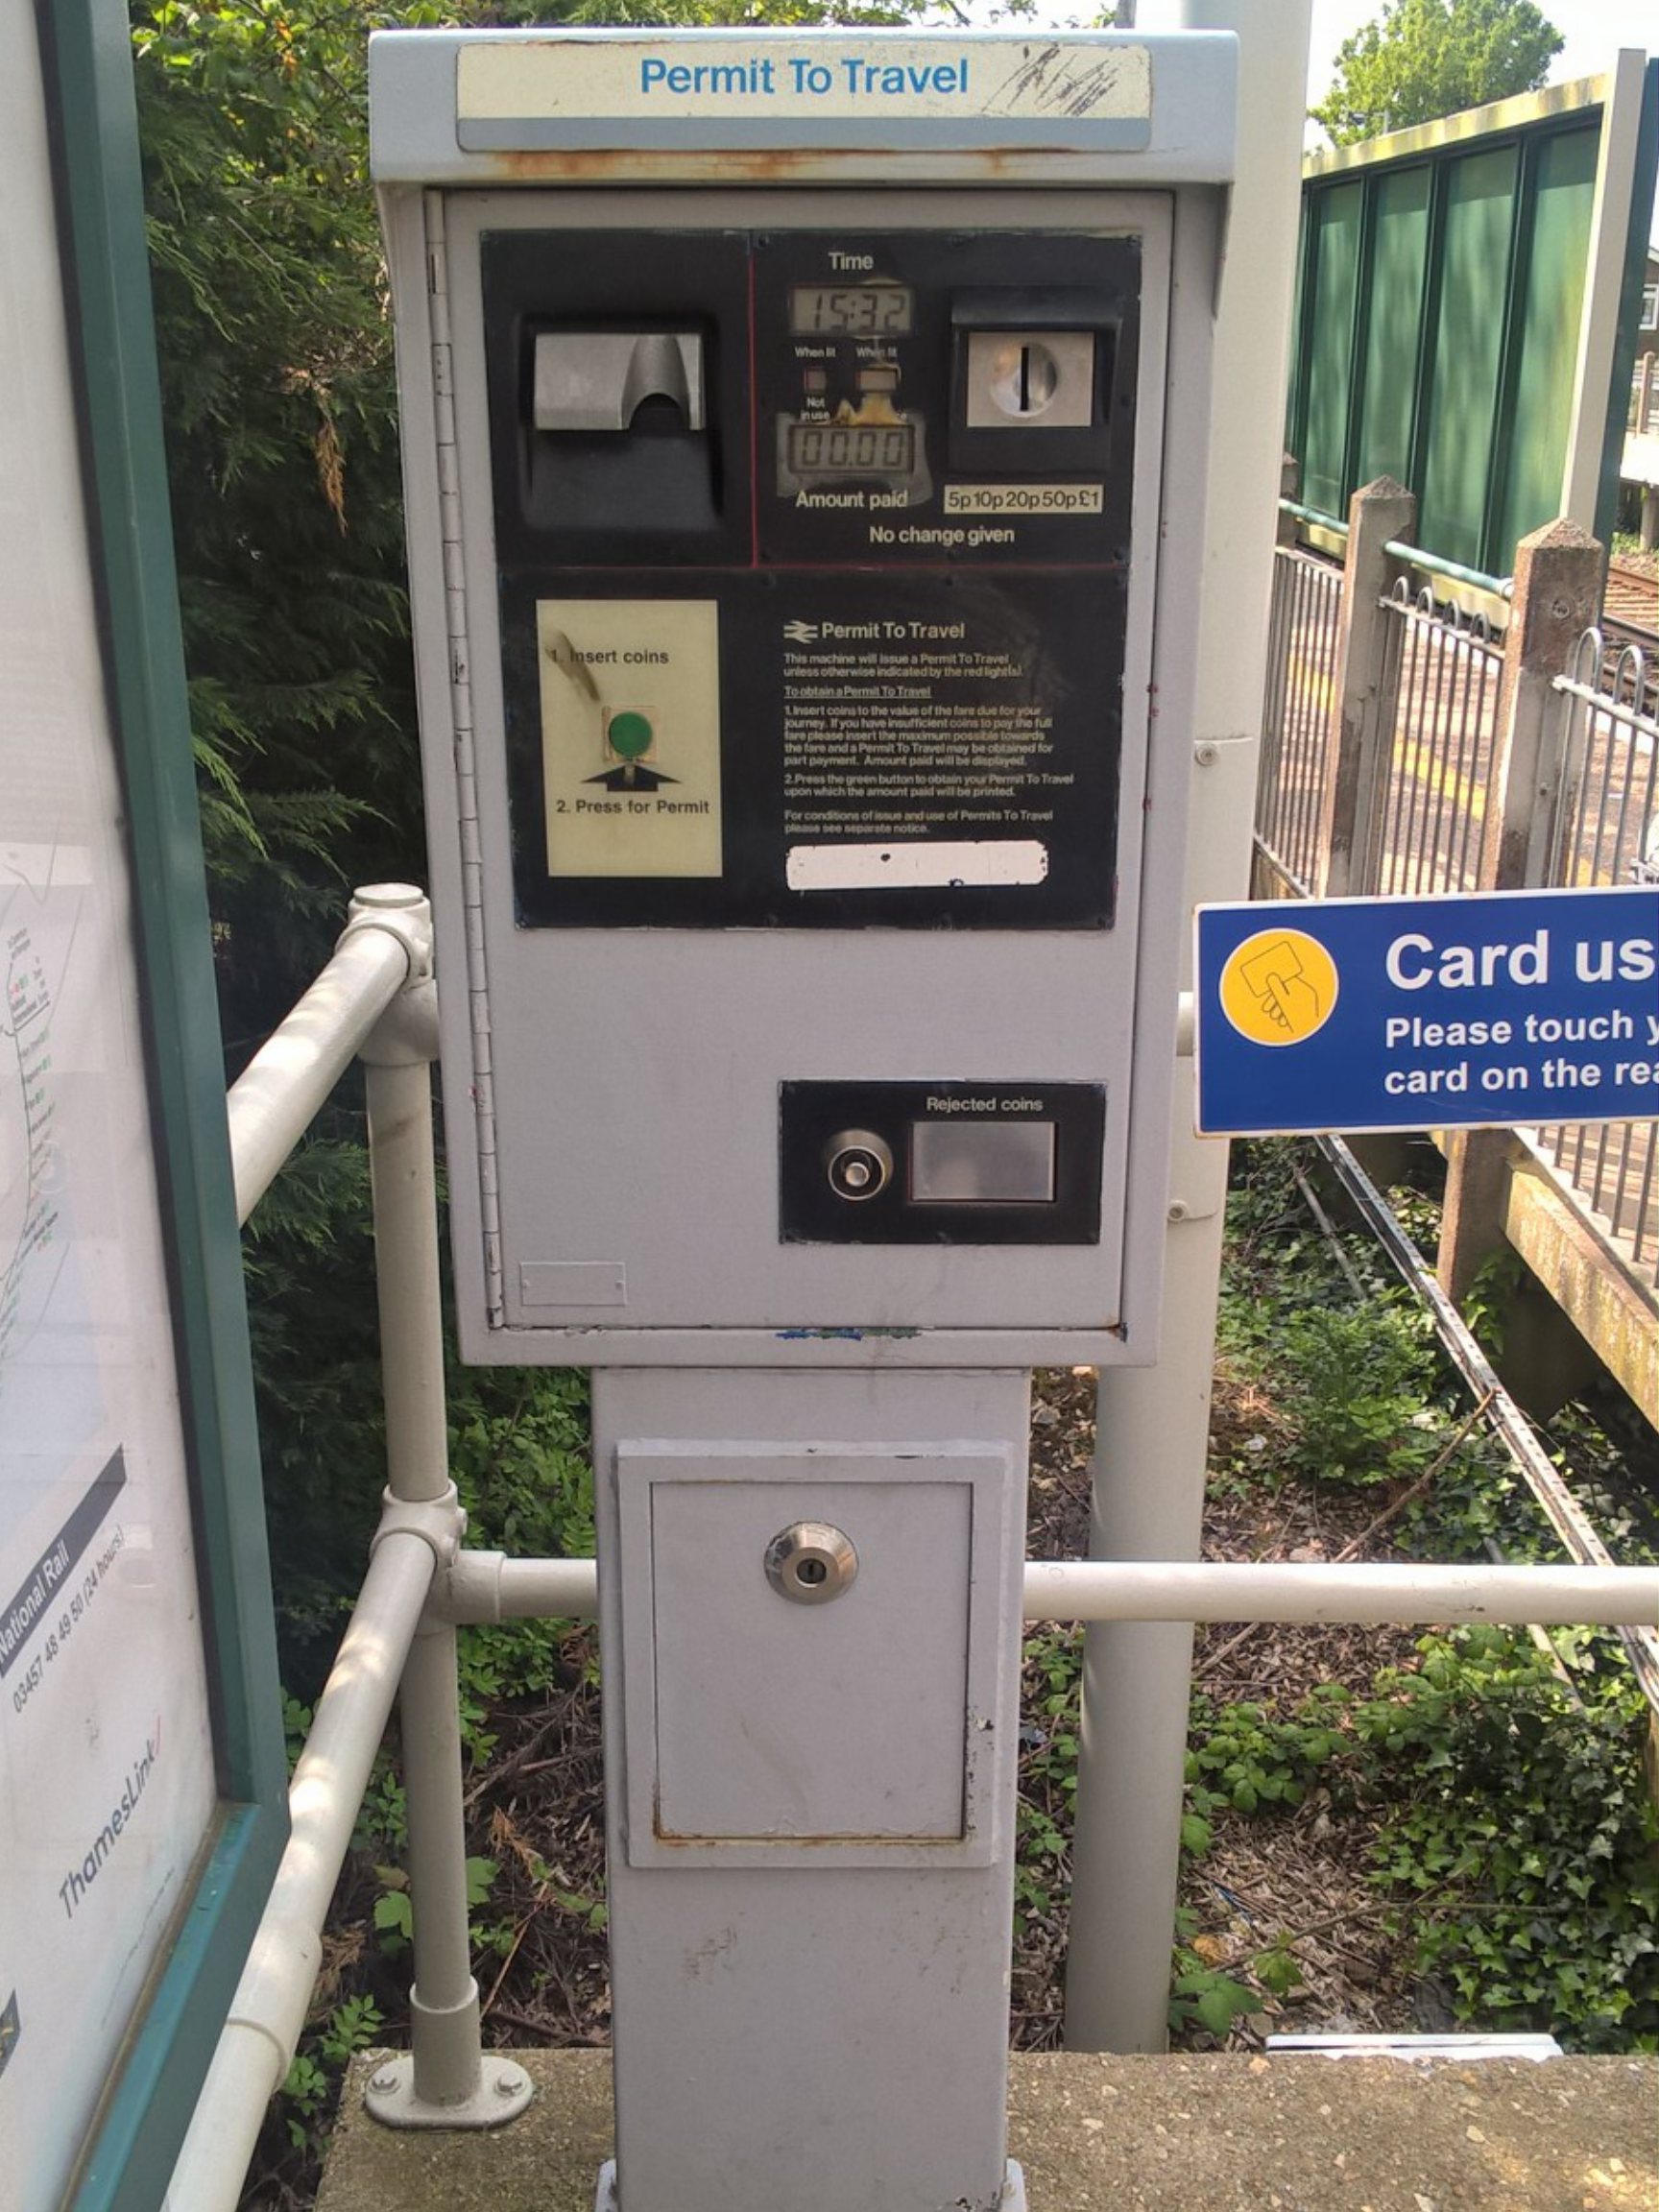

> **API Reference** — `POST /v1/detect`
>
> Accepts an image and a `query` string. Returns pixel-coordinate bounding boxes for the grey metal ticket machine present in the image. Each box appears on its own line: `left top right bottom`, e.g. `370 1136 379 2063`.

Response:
371 28 1233 2212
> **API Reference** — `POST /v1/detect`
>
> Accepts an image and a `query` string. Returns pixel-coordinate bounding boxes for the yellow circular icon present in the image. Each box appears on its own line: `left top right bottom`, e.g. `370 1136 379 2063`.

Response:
1218 927 1339 1047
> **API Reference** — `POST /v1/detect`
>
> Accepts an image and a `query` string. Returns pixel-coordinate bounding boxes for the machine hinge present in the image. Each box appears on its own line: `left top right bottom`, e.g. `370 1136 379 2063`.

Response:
423 188 504 1326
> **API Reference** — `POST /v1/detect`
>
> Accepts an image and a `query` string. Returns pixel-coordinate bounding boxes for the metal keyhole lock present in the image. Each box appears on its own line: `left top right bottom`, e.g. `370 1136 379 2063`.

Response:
824 1128 893 1202
764 1521 858 1605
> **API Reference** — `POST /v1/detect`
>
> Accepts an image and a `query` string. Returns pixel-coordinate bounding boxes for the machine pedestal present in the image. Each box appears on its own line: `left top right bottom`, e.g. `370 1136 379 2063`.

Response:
593 1368 1032 2212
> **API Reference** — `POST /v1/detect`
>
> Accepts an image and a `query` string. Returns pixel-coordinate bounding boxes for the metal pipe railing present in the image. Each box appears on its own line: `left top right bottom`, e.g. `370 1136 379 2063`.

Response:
226 885 430 1224
180 878 1659 2209
1382 540 1514 602
164 1527 439 2208
1022 1559 1659 1624
354 908 531 2131
442 1550 1659 1630
1275 498 1513 601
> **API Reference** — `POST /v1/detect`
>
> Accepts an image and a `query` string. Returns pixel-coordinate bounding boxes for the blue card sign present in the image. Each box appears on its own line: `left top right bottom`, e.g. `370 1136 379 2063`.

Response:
1195 888 1659 1137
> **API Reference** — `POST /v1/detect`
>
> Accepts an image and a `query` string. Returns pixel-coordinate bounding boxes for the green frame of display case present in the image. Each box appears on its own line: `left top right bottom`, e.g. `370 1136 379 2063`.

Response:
33 0 289 2204
1286 63 1659 583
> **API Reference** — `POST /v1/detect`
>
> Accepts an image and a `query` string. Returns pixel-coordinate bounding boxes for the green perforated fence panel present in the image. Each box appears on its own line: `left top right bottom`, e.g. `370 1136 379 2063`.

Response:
1301 181 1362 517
1493 126 1598 564
1418 144 1518 570
1286 89 1646 581
1355 164 1429 492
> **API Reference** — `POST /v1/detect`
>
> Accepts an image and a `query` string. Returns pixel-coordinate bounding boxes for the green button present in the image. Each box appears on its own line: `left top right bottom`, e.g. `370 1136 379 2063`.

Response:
608 710 654 760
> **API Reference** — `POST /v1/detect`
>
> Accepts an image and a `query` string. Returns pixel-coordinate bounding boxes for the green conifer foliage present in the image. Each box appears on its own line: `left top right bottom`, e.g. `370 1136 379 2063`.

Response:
132 0 926 1673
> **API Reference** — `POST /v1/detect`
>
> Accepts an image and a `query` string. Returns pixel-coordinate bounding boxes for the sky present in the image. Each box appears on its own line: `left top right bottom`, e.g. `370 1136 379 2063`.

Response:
1307 0 1655 110
954 2 1657 243
1304 1 1657 241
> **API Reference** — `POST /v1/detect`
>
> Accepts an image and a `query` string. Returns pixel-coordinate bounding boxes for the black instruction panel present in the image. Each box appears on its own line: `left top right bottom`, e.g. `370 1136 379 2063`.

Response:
484 228 1140 930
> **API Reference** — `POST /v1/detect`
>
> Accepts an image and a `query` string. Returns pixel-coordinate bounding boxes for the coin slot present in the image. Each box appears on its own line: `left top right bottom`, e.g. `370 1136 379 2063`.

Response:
990 340 1059 418
960 325 1099 433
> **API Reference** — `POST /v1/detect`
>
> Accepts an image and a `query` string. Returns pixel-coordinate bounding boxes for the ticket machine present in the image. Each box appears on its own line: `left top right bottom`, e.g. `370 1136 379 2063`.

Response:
371 28 1234 2211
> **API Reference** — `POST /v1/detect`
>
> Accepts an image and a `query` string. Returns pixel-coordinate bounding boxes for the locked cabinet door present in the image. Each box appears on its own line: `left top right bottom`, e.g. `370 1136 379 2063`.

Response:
614 1441 1016 1864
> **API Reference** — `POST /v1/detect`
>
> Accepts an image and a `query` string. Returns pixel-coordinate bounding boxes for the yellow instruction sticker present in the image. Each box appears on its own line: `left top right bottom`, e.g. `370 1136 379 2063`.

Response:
537 600 722 878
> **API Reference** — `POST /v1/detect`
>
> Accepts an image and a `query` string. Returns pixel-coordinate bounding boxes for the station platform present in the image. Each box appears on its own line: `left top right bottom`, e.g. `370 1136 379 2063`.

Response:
319 2047 1658 2211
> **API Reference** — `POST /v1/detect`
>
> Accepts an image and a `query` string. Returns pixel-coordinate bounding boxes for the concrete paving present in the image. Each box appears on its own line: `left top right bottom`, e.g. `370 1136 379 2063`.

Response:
319 2048 1659 2212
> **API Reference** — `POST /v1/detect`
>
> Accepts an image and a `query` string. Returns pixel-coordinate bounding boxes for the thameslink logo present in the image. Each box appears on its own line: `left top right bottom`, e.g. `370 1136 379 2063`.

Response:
59 1720 161 1919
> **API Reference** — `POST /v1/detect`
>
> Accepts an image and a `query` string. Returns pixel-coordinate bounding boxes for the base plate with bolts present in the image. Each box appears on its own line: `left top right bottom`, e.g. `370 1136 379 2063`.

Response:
363 2053 534 2129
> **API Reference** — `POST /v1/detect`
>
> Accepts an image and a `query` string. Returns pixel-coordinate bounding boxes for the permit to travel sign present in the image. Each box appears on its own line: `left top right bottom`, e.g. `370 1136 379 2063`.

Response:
1195 888 1659 1138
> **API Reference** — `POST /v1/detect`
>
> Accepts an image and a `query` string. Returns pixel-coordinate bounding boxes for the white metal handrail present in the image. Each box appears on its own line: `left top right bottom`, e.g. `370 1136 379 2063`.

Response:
170 882 1659 2211
443 1549 1659 1629
168 1528 441 2206
226 884 431 1224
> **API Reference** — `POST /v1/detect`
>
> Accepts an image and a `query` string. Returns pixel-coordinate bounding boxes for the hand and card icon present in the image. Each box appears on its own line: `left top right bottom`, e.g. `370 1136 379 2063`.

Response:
1217 928 1339 1048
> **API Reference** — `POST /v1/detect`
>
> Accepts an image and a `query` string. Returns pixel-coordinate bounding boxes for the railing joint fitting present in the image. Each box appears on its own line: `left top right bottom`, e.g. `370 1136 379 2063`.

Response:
223 1910 326 2078
339 883 435 983
371 1484 467 1580
431 1548 507 1625
344 885 441 1067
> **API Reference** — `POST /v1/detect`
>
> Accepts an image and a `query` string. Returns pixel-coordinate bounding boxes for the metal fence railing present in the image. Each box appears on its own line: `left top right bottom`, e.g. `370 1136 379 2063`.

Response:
1533 631 1659 1279
1374 580 1504 897
1254 543 1344 898
1253 554 1506 904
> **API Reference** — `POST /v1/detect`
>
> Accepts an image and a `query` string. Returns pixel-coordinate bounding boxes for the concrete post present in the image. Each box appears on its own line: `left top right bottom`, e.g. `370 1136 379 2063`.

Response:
1478 520 1604 898
1642 485 1658 555
1315 476 1415 898
1063 0 1312 2054
1437 523 1603 1308
1276 453 1299 546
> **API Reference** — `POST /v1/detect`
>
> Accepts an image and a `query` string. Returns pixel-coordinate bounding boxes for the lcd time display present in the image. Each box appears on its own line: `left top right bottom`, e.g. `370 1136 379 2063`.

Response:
790 284 913 336
784 420 916 479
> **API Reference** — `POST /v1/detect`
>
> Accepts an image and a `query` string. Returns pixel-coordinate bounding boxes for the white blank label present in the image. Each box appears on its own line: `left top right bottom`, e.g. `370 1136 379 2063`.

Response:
785 840 1047 891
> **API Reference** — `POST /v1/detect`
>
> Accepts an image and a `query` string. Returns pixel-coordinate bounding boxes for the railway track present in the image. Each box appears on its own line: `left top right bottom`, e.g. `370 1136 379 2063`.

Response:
1606 556 1658 643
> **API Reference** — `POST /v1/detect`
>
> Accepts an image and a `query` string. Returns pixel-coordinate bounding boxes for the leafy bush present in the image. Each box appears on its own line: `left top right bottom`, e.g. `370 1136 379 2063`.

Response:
1175 1142 1659 2053
1016 1627 1082 1921
1277 1302 1439 1485
1186 1688 1351 1824
1358 1628 1659 2048
1178 1633 1659 2051
449 1367 596 1757
280 1993 384 2153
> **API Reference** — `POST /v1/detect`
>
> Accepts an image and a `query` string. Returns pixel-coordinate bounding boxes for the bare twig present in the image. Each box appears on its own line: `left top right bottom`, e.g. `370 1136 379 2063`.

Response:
1196 1393 1496 1682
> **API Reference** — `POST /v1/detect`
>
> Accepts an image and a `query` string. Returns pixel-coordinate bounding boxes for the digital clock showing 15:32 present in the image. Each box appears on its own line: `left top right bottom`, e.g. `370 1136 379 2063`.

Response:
789 284 913 336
